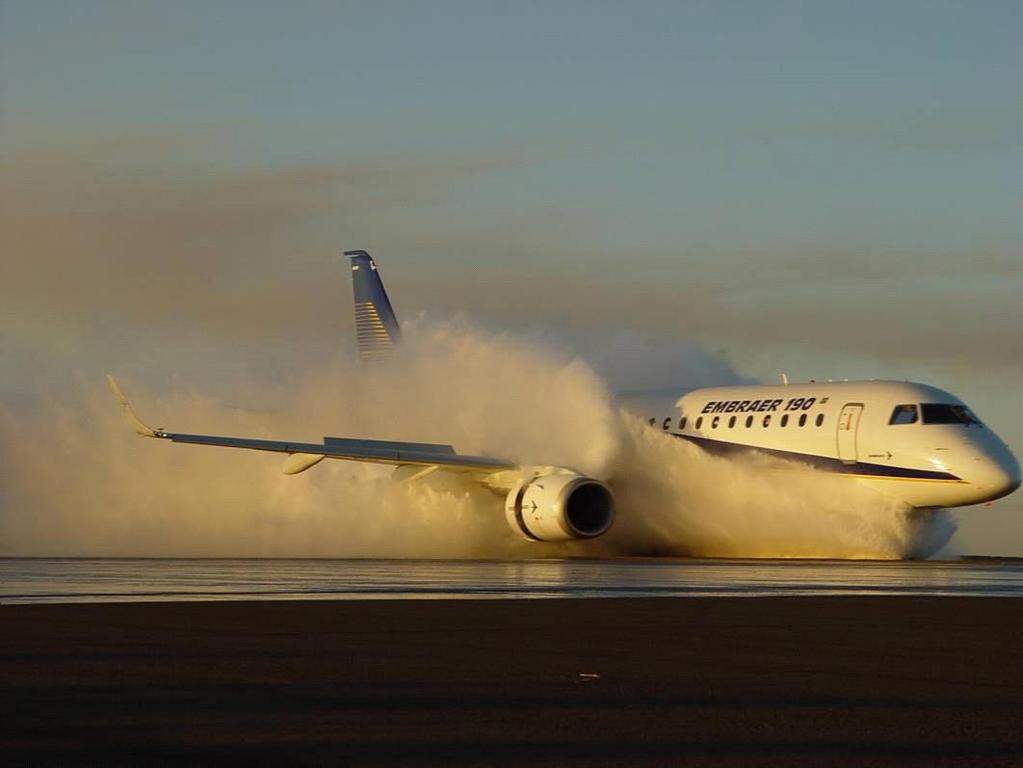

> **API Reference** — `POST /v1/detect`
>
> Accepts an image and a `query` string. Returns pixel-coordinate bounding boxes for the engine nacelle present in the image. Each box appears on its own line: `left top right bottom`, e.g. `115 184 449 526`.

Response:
504 473 615 542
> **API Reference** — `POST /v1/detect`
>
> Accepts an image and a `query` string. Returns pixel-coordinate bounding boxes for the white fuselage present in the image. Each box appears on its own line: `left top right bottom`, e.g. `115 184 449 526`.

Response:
647 380 1019 509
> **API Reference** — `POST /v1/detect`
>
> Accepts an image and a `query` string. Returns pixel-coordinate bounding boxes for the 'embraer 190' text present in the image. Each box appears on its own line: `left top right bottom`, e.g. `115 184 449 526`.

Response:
701 397 817 414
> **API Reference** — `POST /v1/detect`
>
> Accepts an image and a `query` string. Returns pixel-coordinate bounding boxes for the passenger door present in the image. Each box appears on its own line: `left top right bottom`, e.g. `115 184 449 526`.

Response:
837 404 863 464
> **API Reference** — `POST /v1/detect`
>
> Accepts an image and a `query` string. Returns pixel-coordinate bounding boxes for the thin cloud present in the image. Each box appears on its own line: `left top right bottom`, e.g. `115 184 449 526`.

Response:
2 130 1019 401
0 136 533 345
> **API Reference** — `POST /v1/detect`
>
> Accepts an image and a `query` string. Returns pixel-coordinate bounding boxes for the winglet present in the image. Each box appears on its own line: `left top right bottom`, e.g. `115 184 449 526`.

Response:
106 374 160 437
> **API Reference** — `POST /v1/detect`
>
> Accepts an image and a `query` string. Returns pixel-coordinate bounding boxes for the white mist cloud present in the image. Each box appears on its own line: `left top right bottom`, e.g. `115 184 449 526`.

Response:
602 417 956 559
0 323 954 559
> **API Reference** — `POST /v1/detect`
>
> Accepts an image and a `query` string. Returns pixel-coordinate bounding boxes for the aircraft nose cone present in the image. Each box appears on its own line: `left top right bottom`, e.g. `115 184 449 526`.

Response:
976 446 1021 502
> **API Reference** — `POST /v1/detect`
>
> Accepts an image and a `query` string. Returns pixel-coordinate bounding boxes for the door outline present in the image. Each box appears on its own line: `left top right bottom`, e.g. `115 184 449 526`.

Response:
836 403 864 464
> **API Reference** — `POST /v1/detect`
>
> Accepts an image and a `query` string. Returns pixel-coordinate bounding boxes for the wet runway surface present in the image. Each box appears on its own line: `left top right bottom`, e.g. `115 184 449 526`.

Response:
3 556 1022 603
4 597 1023 766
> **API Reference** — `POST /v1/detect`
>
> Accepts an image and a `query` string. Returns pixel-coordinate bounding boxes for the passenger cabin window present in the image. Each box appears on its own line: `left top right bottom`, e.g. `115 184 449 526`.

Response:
728 415 736 428
921 404 981 425
712 416 720 429
648 417 656 426
815 414 825 427
762 415 771 428
780 414 789 427
696 417 703 430
745 415 753 428
798 413 807 427
663 417 671 431
679 416 687 431
889 404 918 425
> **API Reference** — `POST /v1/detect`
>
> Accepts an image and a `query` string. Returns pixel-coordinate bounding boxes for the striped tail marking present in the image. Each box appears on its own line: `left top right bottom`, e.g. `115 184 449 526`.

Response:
347 249 401 361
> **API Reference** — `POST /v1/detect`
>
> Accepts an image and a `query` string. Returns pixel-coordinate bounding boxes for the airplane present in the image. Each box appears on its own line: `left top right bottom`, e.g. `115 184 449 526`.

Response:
109 249 1020 544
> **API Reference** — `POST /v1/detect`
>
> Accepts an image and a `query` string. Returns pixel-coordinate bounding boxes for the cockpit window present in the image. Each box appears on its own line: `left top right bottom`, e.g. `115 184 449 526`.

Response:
889 404 918 425
921 404 981 425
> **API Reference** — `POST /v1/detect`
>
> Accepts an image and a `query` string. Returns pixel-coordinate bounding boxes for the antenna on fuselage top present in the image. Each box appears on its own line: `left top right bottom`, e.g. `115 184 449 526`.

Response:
779 373 789 385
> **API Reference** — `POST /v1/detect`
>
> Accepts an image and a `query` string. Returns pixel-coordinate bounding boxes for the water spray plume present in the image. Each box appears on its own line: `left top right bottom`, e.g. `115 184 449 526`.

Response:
0 323 954 558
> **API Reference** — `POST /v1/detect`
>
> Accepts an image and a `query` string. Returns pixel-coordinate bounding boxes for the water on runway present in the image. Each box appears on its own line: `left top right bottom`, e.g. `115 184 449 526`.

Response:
2 557 1022 603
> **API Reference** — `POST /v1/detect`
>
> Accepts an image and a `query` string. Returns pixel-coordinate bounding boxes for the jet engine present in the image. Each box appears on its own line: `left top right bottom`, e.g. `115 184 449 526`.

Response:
504 473 615 542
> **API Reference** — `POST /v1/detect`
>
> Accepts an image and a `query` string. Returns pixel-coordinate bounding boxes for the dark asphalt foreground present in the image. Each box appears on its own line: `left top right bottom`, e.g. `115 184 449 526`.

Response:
2 598 1022 767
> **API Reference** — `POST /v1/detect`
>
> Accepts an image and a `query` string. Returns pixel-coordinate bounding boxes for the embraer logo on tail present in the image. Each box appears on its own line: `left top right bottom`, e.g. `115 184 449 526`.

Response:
702 397 818 414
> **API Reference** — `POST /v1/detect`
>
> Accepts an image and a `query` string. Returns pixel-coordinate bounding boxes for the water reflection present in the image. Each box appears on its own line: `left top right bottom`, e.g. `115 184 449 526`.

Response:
3 557 1022 604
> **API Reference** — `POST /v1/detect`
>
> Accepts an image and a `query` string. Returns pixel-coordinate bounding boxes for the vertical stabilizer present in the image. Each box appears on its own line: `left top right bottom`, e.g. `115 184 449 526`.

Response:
346 250 401 361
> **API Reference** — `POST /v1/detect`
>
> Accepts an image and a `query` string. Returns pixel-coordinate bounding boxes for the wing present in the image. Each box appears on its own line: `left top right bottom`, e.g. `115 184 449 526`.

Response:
106 375 514 480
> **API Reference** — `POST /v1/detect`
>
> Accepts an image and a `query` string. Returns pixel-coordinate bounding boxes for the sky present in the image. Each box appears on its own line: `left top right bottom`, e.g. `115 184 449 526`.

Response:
1 1 1021 554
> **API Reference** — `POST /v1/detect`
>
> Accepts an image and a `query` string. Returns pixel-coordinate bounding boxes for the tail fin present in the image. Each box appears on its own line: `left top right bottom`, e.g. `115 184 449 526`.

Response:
346 249 401 361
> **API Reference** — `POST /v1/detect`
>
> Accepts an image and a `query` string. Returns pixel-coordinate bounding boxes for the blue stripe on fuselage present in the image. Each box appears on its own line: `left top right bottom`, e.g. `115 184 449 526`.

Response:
671 433 961 482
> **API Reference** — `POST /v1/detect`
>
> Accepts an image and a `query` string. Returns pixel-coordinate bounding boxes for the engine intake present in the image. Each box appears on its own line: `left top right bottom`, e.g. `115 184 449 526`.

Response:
504 473 615 542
